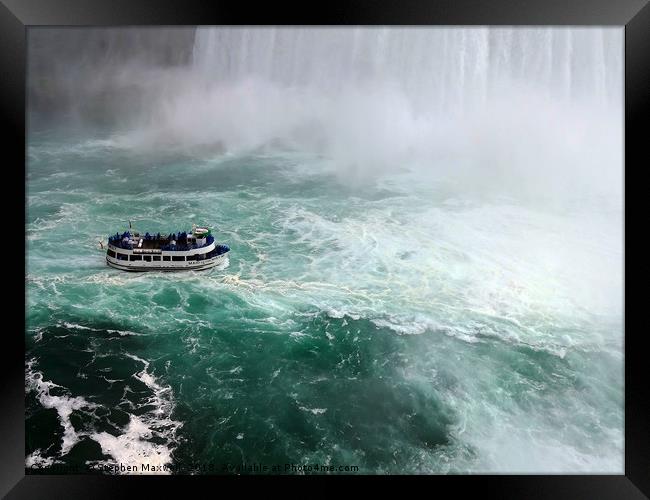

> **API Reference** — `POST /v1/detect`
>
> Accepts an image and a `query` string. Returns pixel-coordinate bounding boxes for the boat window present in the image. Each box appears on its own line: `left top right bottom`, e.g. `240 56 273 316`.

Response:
116 253 128 261
153 256 161 261
130 255 142 261
172 255 185 262
143 255 152 262
107 249 116 258
163 256 171 261
187 254 197 261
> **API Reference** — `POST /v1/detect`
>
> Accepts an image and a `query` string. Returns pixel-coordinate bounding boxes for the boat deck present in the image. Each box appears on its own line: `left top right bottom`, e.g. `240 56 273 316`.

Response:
109 231 214 252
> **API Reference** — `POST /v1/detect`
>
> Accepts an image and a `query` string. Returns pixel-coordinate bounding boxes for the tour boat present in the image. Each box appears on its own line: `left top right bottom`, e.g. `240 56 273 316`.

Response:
105 224 230 272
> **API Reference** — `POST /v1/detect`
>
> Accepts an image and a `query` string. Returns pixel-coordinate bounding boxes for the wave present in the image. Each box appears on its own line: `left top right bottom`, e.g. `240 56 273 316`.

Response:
26 354 182 475
26 359 99 456
86 353 182 474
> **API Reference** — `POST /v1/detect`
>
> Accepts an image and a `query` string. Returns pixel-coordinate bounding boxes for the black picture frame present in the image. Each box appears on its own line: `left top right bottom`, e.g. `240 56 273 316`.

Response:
2 0 647 497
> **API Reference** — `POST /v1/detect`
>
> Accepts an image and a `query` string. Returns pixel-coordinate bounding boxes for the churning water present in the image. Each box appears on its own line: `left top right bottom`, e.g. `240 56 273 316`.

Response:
26 27 623 474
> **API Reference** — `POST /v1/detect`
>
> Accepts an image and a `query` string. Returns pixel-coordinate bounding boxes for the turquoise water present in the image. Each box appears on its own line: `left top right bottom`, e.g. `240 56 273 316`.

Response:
26 129 623 474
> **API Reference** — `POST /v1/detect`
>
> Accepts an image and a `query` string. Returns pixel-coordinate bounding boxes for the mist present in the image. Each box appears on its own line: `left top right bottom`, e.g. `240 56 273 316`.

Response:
28 27 623 203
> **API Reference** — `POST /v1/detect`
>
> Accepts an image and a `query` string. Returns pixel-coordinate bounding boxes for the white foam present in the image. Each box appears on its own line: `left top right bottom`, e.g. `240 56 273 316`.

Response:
90 415 175 474
266 193 622 357
289 331 312 341
25 449 60 468
60 322 98 331
454 407 623 473
26 360 99 457
299 406 328 415
86 353 183 474
371 318 430 336
106 329 144 337
28 327 45 343
52 322 144 339
27 353 182 474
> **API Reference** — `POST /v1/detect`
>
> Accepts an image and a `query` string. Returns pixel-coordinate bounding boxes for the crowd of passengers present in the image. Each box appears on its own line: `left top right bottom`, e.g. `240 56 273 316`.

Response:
108 231 214 251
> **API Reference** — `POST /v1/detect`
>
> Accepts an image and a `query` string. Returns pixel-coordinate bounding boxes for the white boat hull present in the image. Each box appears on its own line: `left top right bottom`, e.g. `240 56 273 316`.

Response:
106 253 228 272
105 240 229 272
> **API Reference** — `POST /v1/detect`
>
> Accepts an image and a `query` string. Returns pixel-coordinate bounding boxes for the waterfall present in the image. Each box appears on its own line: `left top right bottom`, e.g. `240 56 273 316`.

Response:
192 27 623 115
